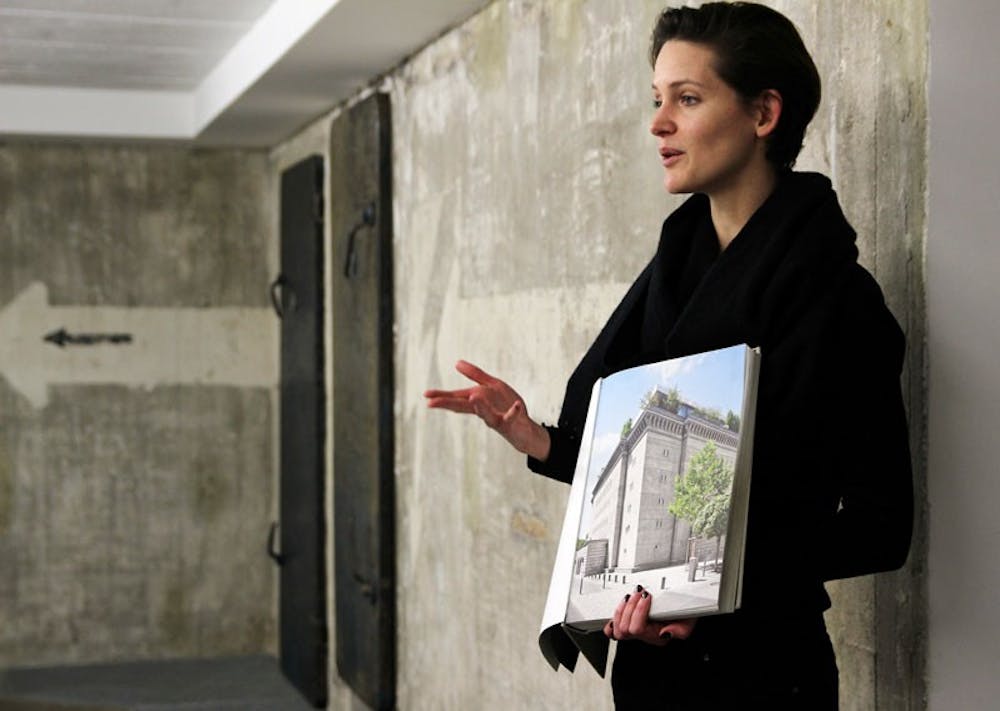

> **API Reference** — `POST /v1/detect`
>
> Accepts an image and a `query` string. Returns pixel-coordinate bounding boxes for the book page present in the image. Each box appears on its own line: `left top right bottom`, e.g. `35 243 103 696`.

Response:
538 379 602 672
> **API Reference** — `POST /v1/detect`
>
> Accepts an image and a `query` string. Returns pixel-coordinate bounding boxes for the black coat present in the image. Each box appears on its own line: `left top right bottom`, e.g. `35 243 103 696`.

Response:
530 172 913 707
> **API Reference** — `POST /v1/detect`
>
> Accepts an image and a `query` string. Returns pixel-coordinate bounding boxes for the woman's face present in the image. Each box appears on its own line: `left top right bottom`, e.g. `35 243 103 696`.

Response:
650 40 766 197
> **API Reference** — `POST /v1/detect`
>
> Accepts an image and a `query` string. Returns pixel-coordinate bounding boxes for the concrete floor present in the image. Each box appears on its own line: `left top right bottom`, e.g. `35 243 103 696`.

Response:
0 655 315 711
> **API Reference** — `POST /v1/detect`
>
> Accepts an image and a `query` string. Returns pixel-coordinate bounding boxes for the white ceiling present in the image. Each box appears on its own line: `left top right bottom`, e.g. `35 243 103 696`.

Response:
0 0 490 146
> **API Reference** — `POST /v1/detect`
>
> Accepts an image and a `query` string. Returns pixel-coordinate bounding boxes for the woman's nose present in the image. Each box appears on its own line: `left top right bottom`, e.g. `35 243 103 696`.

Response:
650 107 675 137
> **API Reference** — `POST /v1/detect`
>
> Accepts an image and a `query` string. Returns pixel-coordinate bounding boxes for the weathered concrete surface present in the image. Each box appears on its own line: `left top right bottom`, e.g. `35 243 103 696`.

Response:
390 2 667 708
0 1 928 703
0 145 277 665
386 0 928 709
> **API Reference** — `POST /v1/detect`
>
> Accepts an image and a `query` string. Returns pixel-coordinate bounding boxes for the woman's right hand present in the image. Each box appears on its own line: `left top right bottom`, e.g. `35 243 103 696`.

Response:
604 585 697 646
424 360 551 462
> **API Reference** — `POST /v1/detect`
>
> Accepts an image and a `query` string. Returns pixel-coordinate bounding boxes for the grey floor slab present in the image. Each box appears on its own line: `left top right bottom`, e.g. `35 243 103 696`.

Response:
0 655 315 711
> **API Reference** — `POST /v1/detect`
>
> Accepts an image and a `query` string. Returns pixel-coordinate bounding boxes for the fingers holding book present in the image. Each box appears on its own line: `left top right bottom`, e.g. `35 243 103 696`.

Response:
603 585 697 647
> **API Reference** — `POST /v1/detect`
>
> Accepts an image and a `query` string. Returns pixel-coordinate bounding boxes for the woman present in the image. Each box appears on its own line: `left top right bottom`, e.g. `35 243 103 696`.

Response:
425 3 912 708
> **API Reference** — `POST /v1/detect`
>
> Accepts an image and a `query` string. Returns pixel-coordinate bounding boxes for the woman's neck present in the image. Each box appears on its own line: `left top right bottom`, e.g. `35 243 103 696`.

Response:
708 163 779 250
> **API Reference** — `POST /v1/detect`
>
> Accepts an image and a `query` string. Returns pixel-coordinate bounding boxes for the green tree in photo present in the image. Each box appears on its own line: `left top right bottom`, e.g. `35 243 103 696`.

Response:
668 441 733 569
664 386 680 412
699 405 723 423
640 386 681 413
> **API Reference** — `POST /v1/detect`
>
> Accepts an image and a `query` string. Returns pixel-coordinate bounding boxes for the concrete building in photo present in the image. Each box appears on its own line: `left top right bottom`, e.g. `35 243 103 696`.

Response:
586 388 738 574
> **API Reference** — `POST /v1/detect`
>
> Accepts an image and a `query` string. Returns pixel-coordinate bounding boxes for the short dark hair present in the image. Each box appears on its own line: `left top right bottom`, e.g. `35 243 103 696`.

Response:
650 2 821 170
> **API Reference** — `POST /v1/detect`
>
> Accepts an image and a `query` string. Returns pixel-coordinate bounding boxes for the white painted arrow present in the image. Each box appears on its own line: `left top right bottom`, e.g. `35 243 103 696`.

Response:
0 282 278 409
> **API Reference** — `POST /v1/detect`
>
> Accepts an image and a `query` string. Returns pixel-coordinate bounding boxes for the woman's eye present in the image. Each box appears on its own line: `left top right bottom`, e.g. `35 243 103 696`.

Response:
679 94 699 106
652 98 663 109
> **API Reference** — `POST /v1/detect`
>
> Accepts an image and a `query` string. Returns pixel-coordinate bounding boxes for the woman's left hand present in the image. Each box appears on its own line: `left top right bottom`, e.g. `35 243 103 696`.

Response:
423 360 551 461
603 585 697 646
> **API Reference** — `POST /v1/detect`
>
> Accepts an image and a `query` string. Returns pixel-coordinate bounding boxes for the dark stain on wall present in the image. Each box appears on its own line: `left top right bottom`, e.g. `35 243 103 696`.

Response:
0 441 12 534
188 452 230 524
158 577 191 649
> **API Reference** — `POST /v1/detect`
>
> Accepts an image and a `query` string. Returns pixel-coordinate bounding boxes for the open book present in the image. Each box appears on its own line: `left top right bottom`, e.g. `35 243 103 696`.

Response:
538 345 761 675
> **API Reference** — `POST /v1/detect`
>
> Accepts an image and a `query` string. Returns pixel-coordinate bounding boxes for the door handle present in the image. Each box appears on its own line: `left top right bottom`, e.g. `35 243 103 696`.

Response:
269 274 286 318
343 202 377 278
269 274 296 318
267 521 286 566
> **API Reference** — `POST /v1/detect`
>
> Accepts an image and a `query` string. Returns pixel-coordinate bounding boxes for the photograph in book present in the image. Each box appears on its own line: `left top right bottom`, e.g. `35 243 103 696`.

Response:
565 345 755 630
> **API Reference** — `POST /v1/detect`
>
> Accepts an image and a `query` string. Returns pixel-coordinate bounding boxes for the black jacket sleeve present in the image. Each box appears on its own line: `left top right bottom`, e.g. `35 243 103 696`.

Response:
527 424 580 484
740 265 913 609
815 269 913 581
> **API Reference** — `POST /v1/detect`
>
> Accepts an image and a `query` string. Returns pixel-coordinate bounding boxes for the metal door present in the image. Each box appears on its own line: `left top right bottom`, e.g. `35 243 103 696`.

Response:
330 93 396 711
272 154 327 708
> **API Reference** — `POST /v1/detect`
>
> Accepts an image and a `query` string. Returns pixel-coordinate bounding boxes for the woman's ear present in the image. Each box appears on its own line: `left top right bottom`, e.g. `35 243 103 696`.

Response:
755 89 783 139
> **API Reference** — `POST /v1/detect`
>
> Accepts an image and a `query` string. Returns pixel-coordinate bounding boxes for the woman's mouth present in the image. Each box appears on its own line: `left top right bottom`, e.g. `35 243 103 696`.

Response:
660 148 684 167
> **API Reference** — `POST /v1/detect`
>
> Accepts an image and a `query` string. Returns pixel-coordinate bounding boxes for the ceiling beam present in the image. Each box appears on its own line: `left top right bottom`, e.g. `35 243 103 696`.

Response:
193 0 343 133
0 85 194 140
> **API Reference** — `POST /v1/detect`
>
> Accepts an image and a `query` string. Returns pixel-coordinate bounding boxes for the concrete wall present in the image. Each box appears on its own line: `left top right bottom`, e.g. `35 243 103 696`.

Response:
0 0 930 705
0 145 277 665
927 1 1000 709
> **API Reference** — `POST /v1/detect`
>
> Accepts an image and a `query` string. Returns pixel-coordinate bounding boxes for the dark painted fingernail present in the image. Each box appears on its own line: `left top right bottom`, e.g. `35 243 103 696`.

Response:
624 594 631 602
642 591 649 599
659 630 673 640
635 584 643 593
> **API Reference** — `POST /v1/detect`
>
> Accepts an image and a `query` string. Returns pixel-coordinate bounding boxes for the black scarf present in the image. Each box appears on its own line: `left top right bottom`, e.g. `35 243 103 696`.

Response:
565 171 860 402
